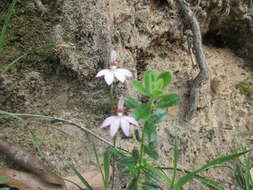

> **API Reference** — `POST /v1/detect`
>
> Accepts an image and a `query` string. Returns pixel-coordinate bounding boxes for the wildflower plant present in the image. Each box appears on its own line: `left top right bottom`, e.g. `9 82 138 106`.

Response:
92 50 253 190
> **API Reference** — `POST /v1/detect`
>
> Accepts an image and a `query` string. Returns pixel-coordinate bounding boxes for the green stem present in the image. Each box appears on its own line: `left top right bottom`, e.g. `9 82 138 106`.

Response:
135 124 146 190
111 136 117 190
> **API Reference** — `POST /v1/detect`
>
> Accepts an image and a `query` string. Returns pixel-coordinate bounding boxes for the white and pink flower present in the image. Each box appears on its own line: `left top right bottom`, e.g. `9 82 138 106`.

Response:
96 50 132 85
101 96 138 137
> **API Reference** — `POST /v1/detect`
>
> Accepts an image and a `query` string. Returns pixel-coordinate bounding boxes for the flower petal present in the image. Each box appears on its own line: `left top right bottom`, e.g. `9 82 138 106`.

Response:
101 116 117 128
96 69 110 77
104 71 114 85
117 68 133 77
114 69 126 83
110 50 117 62
123 116 138 126
120 117 130 136
110 117 120 136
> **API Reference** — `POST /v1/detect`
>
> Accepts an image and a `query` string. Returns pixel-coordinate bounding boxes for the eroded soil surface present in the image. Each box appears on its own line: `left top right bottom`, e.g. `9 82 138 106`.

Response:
0 0 252 189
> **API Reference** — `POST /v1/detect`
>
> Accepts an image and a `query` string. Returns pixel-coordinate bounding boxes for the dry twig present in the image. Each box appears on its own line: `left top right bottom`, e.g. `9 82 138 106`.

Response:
175 0 209 121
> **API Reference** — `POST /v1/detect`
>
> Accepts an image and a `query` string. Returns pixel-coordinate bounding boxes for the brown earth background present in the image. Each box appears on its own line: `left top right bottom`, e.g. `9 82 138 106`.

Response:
0 0 253 189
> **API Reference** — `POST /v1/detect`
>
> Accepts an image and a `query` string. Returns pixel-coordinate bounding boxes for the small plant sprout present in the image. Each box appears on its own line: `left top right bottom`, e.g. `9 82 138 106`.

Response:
96 50 132 85
101 96 138 136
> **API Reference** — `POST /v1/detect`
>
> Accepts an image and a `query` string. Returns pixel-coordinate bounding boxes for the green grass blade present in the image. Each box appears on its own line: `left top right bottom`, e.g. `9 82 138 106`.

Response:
69 164 93 190
0 110 22 120
171 136 179 188
103 150 110 188
0 44 57 76
63 178 83 190
0 0 17 51
194 175 224 190
174 149 253 189
88 137 105 186
244 154 251 189
158 167 226 190
143 164 172 185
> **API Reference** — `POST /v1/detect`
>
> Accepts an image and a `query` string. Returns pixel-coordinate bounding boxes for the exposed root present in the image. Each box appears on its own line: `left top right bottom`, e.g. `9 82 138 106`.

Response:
175 0 209 121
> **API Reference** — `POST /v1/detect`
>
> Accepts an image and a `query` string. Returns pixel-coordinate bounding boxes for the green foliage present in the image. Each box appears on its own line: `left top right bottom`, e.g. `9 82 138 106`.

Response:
233 132 253 190
125 96 140 109
133 104 152 122
171 136 180 189
156 93 181 108
0 0 17 51
69 164 94 190
236 77 253 97
174 149 253 189
132 70 174 98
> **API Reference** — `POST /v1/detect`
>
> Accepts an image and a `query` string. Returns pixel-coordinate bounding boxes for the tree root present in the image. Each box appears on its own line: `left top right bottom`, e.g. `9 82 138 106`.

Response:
175 0 209 121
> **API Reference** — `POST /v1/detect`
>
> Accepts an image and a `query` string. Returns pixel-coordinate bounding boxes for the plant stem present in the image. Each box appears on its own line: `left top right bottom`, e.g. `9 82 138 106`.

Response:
111 136 117 190
135 124 146 190
110 83 115 112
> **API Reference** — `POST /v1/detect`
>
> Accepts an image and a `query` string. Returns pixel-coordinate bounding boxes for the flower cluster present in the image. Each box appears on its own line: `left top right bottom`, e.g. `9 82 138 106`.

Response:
96 50 138 137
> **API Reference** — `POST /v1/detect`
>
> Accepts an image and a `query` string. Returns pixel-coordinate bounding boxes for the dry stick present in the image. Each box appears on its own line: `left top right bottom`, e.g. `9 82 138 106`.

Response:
175 0 209 121
13 113 114 147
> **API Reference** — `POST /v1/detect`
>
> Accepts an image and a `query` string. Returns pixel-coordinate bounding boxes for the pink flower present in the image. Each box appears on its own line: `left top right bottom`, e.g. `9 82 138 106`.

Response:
101 96 138 136
96 50 132 85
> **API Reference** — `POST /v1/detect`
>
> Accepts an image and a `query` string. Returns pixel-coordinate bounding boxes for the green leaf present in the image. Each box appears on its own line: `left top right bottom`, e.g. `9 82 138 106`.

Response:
157 71 172 89
133 104 152 122
107 147 127 158
171 136 180 188
151 89 164 97
125 96 140 109
158 167 225 190
143 168 160 185
132 80 149 96
154 79 164 90
142 182 163 190
156 93 180 108
143 164 172 185
127 178 138 190
193 175 224 190
174 149 253 189
103 150 110 188
149 109 168 124
244 153 252 189
132 148 140 159
144 144 159 159
0 177 9 184
144 122 157 142
69 164 93 190
144 70 156 93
